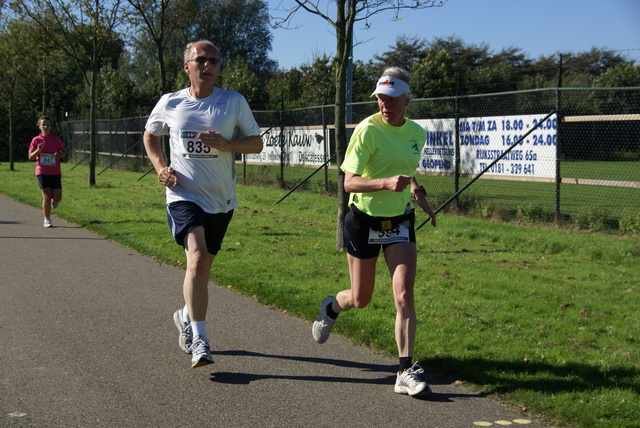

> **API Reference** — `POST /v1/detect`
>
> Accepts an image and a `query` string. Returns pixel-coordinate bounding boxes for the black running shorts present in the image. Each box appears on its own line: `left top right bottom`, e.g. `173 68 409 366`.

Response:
37 174 62 190
344 205 416 259
166 201 234 256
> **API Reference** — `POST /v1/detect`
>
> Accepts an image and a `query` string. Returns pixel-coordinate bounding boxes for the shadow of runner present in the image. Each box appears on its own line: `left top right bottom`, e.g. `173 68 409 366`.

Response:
213 349 396 373
210 371 395 386
209 349 395 386
209 350 484 403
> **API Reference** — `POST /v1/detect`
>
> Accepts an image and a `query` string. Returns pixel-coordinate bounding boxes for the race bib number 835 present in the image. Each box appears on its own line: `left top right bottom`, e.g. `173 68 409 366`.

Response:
180 131 219 159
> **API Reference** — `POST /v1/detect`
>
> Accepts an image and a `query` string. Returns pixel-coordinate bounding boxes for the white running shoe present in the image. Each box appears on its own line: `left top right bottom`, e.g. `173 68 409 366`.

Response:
51 200 58 209
312 296 337 344
173 309 192 354
43 218 52 228
394 362 431 396
190 336 213 368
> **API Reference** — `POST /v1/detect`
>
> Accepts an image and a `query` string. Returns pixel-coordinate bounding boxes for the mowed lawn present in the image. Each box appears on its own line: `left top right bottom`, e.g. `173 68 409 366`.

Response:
2 162 639 428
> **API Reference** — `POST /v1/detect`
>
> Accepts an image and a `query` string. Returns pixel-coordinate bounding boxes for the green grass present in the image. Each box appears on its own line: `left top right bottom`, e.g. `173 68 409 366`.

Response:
561 160 640 182
3 162 639 428
237 162 639 225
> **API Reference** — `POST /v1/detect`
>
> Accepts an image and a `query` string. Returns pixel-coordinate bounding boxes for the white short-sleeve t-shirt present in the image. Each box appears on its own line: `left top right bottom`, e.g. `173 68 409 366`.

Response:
146 87 261 214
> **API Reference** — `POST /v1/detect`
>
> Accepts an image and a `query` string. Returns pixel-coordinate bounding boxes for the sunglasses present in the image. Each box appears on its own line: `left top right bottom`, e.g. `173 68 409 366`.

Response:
189 56 220 65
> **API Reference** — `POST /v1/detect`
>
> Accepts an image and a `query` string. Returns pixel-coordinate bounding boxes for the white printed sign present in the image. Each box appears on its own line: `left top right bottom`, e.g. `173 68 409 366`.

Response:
415 118 457 174
415 114 557 179
245 128 327 166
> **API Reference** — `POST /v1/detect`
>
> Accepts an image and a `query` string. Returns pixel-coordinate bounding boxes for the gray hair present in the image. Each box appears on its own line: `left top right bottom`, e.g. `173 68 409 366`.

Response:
381 66 412 101
183 40 222 63
382 66 410 85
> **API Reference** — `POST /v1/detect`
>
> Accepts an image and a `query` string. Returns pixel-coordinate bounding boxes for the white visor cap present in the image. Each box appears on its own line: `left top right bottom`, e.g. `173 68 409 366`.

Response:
371 76 411 97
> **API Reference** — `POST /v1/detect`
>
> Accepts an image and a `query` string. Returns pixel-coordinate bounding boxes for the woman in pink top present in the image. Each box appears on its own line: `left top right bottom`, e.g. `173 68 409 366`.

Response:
28 116 65 228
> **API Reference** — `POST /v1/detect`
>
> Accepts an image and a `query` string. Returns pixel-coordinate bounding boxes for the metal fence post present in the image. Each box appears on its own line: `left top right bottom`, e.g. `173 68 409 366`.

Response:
278 92 283 188
322 104 329 191
454 69 462 209
555 55 563 223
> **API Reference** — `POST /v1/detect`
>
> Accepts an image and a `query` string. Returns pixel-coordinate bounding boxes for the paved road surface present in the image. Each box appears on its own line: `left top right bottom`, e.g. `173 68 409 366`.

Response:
0 194 548 427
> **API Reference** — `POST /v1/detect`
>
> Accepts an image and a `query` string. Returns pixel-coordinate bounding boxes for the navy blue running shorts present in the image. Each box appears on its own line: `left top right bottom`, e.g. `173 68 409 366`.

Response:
166 201 234 255
37 174 62 190
344 205 416 259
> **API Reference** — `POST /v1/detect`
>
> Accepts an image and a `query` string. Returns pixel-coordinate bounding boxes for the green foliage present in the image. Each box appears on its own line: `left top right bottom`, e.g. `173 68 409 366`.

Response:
90 63 135 118
620 210 640 234
264 55 335 109
412 48 457 98
594 63 640 87
191 0 276 80
264 68 304 109
0 4 638 166
220 57 263 107
0 18 83 160
575 207 613 231
516 203 548 223
373 35 428 71
351 59 381 102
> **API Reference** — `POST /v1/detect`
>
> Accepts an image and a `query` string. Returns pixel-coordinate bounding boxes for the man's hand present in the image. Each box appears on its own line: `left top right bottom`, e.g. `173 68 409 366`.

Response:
199 131 231 151
158 166 177 189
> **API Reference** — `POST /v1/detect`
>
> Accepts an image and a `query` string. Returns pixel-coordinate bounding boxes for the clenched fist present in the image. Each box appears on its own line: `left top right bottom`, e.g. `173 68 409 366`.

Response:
158 166 178 189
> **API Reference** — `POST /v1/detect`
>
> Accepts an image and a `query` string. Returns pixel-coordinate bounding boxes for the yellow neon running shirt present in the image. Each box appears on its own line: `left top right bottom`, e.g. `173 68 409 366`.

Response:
341 112 425 217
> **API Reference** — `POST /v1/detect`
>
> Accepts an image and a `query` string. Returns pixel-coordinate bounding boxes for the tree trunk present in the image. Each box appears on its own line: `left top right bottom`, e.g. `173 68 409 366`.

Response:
9 94 14 171
333 0 355 253
88 69 97 186
156 45 171 163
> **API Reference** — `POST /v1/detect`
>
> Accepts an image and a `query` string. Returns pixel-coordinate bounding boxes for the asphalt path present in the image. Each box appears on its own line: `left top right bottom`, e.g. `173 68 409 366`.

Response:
0 194 548 427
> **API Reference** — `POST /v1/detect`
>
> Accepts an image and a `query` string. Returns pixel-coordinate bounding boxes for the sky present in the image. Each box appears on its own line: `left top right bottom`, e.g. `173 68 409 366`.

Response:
266 0 640 70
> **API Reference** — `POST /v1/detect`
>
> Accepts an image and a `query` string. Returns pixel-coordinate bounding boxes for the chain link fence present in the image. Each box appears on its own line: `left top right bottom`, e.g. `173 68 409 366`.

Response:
62 87 640 232
63 116 150 176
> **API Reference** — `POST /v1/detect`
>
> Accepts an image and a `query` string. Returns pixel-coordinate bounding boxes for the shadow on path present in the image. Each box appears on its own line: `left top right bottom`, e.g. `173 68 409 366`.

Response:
209 350 484 402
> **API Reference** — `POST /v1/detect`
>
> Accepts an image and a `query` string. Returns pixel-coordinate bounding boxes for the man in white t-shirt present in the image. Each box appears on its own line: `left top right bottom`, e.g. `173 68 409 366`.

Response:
144 40 262 368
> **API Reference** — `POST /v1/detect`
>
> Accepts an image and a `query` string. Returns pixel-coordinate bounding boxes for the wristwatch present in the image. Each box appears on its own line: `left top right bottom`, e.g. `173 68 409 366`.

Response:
411 185 426 198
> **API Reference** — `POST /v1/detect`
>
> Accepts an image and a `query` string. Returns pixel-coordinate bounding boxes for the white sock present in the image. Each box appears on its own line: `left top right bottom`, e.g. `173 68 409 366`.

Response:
191 321 208 342
182 305 191 323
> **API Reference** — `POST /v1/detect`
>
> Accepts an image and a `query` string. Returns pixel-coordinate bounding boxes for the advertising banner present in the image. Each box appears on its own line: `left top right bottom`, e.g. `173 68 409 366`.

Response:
415 114 557 179
245 127 327 166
